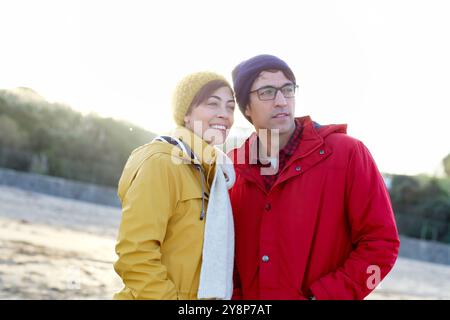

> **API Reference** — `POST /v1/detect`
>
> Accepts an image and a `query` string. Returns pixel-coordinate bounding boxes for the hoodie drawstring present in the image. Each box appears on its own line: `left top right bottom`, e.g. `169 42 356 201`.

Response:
196 164 206 220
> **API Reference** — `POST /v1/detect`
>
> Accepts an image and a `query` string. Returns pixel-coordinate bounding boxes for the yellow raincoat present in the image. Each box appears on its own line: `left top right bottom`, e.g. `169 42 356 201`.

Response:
113 127 218 299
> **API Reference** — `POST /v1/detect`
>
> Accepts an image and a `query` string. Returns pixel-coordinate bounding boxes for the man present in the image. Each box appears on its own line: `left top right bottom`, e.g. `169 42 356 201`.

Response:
228 54 399 300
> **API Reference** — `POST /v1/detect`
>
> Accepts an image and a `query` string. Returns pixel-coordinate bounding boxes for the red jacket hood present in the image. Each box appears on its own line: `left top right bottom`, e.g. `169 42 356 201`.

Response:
314 119 347 138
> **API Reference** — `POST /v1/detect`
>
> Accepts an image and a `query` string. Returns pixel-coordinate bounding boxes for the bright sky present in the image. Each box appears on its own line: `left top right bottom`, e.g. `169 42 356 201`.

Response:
1 0 449 176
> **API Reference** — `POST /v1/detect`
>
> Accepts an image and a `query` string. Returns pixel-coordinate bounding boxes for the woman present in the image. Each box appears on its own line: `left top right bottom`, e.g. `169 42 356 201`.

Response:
113 72 236 300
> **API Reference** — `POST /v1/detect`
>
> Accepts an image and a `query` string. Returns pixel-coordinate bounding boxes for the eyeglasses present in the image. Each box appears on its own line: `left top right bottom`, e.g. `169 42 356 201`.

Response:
249 83 298 101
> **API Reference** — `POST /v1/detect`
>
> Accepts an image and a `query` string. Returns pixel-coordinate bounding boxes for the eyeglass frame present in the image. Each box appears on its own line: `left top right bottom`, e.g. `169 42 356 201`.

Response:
249 83 299 101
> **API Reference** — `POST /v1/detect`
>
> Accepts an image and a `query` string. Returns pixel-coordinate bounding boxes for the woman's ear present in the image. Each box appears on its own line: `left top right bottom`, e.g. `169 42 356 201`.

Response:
184 114 191 126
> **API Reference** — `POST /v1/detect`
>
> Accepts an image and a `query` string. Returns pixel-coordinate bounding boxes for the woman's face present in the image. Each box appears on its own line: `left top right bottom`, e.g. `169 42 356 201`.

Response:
184 86 235 145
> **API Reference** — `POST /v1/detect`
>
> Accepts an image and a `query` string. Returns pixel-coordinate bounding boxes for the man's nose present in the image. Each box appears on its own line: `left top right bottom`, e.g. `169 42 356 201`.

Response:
274 90 288 107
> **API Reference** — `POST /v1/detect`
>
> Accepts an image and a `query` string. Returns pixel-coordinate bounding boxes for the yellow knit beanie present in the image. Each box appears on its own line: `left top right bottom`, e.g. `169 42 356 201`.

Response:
172 71 229 126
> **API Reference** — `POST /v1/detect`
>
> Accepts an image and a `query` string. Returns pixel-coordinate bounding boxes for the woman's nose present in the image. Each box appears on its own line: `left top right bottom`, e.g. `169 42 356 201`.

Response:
217 105 230 118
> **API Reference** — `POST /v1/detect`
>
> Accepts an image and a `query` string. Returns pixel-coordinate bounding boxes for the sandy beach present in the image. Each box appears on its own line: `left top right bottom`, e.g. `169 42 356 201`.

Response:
0 185 449 300
0 185 122 299
0 216 122 299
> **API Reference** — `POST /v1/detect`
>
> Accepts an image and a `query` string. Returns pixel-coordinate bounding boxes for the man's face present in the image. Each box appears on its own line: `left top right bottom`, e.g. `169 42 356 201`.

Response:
245 70 296 135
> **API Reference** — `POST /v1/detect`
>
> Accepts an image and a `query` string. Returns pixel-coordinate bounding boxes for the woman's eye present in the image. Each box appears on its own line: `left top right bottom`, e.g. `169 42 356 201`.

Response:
207 102 218 106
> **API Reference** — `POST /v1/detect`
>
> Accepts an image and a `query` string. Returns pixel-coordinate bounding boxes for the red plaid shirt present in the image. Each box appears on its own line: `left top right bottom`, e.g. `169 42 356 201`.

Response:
256 119 304 191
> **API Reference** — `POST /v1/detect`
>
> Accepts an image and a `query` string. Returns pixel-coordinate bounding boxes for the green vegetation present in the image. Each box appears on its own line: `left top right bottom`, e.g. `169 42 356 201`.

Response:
0 88 156 186
389 173 450 244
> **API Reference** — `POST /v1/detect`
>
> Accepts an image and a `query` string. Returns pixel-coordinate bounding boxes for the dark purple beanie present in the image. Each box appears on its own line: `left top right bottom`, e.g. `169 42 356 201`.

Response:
232 54 296 122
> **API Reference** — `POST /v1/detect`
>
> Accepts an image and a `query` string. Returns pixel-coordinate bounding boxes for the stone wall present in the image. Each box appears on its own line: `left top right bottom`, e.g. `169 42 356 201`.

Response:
399 236 450 265
0 168 120 207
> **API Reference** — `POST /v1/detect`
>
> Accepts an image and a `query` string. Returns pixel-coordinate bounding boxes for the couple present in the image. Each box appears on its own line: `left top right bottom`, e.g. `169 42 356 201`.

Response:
113 54 400 300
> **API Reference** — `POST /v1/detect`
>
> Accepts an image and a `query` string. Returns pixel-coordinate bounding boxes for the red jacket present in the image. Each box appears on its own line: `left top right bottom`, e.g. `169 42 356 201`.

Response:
229 116 399 300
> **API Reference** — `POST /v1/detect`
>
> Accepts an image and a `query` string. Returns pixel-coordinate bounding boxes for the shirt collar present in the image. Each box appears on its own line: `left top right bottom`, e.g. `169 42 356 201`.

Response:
249 119 302 166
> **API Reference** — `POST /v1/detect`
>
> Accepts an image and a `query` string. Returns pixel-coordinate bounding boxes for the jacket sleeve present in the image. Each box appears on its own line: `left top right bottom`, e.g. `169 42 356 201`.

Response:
114 155 178 300
308 140 400 300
